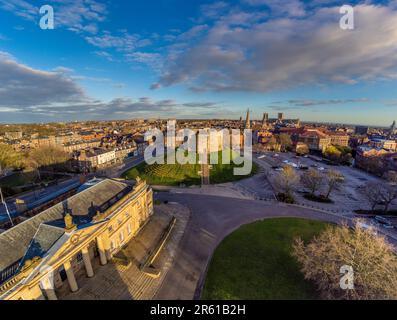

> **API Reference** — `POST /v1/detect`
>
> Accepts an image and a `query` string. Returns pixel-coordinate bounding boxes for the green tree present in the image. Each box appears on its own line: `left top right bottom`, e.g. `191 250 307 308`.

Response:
323 146 342 162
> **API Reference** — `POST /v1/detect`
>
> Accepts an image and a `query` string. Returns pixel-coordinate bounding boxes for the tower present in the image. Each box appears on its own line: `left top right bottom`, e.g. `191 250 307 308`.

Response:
262 113 269 127
278 113 284 121
245 109 251 130
390 120 396 135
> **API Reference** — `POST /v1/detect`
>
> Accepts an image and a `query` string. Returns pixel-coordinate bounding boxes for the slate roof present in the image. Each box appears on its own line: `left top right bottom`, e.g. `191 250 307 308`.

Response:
19 224 65 266
0 179 133 272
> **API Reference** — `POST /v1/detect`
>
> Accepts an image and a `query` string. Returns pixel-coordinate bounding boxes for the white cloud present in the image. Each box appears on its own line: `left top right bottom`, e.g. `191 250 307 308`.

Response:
155 4 397 93
0 52 86 108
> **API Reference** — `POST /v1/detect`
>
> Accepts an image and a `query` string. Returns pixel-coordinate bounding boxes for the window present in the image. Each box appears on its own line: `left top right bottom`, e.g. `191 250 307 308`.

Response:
108 225 113 232
127 223 132 235
118 218 122 226
111 240 116 250
119 231 124 243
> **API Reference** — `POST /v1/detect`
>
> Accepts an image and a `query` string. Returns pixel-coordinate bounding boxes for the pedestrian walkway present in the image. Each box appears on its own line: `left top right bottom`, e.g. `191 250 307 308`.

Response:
60 203 190 300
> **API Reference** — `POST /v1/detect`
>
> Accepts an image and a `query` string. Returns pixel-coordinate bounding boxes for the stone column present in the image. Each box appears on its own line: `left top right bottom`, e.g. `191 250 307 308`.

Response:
40 277 58 300
82 247 94 278
96 237 107 265
64 260 78 292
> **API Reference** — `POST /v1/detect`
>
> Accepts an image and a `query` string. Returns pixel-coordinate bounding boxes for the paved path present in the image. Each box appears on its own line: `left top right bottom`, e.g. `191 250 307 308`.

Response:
61 203 189 300
153 193 354 300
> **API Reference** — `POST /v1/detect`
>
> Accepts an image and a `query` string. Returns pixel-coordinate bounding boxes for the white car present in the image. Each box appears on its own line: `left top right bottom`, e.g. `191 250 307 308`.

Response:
258 155 266 159
283 160 289 164
318 167 325 171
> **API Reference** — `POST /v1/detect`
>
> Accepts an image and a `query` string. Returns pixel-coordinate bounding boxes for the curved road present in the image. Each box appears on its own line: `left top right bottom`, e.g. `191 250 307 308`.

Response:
153 193 353 300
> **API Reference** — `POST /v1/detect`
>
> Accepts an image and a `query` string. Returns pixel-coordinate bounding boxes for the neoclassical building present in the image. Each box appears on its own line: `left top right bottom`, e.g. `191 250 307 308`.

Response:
0 177 153 300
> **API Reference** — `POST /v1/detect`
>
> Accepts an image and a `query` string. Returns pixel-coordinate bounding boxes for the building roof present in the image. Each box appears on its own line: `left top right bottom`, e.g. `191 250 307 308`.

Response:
300 129 329 138
0 179 132 271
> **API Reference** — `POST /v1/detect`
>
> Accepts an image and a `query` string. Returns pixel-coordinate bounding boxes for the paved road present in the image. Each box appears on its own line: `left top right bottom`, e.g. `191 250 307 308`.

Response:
153 192 353 300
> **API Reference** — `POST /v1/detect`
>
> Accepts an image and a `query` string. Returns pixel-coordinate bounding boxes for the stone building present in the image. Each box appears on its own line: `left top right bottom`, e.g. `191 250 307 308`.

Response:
0 178 153 300
298 129 331 152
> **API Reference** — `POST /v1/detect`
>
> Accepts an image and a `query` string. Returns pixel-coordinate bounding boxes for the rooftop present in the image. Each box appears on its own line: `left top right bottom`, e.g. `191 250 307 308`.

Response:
0 179 134 272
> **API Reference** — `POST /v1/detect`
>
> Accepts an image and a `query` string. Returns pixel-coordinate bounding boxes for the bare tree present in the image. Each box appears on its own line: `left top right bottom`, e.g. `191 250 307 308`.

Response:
301 168 324 196
325 169 344 199
278 134 293 152
272 166 300 197
362 181 383 211
379 184 397 213
292 222 397 300
384 171 397 185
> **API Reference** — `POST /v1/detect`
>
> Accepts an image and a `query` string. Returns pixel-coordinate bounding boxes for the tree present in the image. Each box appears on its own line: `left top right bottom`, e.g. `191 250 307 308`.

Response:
362 181 384 211
0 144 22 175
278 134 293 152
272 166 300 197
301 168 324 196
296 143 309 156
379 184 397 213
365 157 384 176
292 222 397 300
28 146 69 172
384 171 397 185
266 136 278 151
323 146 342 162
325 170 344 199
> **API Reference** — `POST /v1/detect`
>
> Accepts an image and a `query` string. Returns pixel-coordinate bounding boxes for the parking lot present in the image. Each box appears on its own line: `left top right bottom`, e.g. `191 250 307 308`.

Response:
255 151 397 221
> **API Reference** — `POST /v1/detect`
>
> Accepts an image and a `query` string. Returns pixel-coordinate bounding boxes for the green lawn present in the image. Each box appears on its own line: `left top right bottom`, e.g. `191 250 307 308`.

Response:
202 218 329 300
121 150 258 186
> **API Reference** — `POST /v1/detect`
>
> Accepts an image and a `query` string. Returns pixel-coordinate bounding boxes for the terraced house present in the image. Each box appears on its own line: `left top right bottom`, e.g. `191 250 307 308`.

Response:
0 178 153 300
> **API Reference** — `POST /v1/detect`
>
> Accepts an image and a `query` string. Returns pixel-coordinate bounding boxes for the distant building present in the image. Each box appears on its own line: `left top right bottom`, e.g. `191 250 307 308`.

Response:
355 145 396 175
368 138 397 151
278 113 284 121
298 129 331 152
245 109 251 130
355 126 369 135
4 132 22 141
328 132 350 147
389 120 396 137
262 113 269 127
76 148 116 171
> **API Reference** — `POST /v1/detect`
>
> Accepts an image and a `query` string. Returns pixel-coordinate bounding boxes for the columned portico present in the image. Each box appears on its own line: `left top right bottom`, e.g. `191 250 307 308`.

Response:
96 237 107 265
40 277 58 300
82 247 94 278
64 260 78 292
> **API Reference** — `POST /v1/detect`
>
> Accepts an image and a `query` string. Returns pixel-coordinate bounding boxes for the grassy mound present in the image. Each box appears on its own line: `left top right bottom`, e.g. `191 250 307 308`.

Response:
202 218 329 300
122 150 258 186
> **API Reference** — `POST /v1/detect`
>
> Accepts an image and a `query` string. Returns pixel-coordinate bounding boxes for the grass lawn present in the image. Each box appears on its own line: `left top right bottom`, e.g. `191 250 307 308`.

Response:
202 218 329 300
121 150 258 186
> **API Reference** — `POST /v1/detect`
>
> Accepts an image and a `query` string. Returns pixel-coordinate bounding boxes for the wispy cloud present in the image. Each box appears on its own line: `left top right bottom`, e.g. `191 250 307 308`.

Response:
0 0 108 34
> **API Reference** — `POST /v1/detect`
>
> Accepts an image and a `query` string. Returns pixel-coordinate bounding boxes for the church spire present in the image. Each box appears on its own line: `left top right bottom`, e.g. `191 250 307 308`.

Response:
245 108 251 129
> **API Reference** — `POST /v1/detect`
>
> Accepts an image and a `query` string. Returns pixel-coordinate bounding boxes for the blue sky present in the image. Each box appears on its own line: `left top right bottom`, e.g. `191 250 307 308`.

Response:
0 0 396 125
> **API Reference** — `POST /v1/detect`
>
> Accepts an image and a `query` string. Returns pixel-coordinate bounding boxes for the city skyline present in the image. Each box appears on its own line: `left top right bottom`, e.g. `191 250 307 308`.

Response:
0 0 397 125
